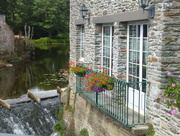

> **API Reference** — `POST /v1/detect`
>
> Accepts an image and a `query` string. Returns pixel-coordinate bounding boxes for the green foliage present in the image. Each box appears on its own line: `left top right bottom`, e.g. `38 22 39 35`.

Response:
146 123 155 136
0 0 8 14
85 68 115 92
65 105 74 114
32 0 69 38
4 55 21 63
32 38 69 45
0 0 69 38
164 74 180 110
69 61 87 74
154 72 180 115
54 108 66 136
79 128 89 136
33 37 51 45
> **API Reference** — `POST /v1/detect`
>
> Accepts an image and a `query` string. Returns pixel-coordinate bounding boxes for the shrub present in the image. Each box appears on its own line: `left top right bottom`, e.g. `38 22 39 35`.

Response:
79 128 89 136
154 72 180 115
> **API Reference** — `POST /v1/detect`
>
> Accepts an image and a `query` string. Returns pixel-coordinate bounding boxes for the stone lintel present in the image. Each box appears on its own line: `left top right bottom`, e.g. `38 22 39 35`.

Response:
93 10 150 24
75 18 85 25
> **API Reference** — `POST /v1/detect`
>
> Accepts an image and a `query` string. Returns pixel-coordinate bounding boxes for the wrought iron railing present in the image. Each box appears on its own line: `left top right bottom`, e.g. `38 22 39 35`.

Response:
76 69 149 127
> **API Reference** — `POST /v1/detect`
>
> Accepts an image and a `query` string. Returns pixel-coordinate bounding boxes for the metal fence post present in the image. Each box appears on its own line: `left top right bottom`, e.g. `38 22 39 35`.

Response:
96 92 98 106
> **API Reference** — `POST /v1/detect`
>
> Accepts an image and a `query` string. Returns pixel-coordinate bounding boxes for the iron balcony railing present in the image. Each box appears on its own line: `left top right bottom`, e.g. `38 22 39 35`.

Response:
76 69 149 127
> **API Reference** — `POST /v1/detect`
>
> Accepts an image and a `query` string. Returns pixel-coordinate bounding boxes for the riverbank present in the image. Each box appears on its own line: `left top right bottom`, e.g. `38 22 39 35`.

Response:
0 60 13 70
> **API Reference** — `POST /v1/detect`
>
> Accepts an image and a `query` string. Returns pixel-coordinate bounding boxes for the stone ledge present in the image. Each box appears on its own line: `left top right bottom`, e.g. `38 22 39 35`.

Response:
131 125 149 136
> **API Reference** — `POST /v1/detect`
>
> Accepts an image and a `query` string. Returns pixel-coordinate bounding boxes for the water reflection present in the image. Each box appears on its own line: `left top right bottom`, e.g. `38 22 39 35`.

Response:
0 44 69 99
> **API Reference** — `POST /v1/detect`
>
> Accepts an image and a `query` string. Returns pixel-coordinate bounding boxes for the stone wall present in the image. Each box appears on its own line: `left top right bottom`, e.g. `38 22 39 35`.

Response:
63 91 149 136
0 14 14 55
74 93 134 136
70 0 180 135
146 0 180 135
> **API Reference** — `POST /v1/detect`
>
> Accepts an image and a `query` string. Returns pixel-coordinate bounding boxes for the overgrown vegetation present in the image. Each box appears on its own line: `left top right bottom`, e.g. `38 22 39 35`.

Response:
53 107 66 136
32 37 69 46
3 54 21 63
146 123 155 136
79 128 89 136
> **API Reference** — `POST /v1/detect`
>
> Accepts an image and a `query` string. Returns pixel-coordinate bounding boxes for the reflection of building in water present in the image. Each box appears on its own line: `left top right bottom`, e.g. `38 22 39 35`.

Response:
0 67 16 99
0 63 34 99
0 14 14 54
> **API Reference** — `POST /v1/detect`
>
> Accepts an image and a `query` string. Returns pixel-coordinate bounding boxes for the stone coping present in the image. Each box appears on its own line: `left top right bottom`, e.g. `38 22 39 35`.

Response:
4 90 64 105
0 133 32 136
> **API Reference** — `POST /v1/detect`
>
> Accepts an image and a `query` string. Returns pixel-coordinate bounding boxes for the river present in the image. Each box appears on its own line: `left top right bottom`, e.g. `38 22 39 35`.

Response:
0 44 69 100
0 44 69 135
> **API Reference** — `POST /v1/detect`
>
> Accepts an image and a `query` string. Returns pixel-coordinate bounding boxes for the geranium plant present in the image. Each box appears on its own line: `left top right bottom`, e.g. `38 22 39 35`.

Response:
154 72 180 115
68 61 87 74
85 68 115 92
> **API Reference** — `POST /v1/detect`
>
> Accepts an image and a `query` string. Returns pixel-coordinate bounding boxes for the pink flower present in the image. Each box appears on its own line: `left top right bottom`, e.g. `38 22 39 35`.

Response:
178 75 180 78
164 111 169 115
167 72 172 76
154 94 158 98
171 110 178 115
161 92 164 97
172 84 176 87
174 100 177 104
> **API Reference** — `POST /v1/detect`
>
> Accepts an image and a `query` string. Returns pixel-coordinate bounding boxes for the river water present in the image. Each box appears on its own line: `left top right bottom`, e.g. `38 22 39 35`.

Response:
0 44 69 100
0 44 69 135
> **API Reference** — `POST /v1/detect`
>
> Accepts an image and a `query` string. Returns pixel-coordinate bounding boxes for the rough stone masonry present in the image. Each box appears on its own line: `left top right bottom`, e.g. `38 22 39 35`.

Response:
0 14 14 55
69 0 180 135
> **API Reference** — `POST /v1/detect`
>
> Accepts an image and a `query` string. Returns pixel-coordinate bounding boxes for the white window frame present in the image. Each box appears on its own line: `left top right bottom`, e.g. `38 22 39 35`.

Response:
101 24 114 76
80 25 85 61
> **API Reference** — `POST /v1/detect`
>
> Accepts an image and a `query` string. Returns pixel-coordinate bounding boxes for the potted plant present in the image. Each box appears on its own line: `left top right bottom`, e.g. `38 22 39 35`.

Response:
69 61 87 77
85 69 115 92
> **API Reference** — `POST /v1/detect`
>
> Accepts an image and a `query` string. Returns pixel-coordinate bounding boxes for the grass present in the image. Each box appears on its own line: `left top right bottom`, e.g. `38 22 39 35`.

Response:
53 107 66 136
146 123 155 136
79 128 89 136
32 37 69 45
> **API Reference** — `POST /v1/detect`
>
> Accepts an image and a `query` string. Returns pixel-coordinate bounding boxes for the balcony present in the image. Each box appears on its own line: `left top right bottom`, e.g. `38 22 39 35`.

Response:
76 69 149 127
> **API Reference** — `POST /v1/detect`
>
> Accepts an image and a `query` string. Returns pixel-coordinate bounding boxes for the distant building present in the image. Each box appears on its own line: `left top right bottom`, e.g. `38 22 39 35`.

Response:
0 14 14 55
70 0 180 135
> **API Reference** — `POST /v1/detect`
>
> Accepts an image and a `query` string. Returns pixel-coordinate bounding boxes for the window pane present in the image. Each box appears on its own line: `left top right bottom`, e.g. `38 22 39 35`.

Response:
129 25 136 37
143 52 148 65
142 66 146 79
80 26 85 58
128 24 148 83
143 25 147 37
102 25 113 76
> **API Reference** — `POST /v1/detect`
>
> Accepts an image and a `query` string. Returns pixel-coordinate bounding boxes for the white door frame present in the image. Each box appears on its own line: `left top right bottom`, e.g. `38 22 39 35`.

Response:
126 22 148 115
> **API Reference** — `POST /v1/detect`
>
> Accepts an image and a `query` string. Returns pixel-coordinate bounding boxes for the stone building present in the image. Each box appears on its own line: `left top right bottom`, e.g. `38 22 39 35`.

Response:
0 14 14 55
69 0 180 135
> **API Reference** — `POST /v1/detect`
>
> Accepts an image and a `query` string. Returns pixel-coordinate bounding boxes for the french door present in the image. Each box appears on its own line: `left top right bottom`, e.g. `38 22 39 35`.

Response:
127 23 148 114
102 25 114 76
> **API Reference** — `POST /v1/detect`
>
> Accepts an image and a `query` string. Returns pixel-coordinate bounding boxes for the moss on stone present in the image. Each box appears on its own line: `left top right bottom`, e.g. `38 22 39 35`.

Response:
146 123 155 136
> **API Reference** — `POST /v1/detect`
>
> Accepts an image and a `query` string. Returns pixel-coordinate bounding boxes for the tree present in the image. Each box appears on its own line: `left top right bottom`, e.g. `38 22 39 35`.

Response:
0 0 8 14
33 0 69 38
0 0 69 38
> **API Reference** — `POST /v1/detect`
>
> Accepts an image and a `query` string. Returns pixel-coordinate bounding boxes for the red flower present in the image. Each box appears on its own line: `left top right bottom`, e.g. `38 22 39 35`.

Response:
94 78 99 81
91 74 95 76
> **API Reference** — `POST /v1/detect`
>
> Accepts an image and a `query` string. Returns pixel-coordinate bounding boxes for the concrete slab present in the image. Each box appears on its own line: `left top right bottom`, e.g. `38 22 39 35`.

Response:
0 134 32 136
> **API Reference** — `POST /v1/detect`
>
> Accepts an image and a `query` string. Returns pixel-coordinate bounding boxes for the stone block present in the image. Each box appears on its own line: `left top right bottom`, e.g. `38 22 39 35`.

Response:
131 125 149 136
